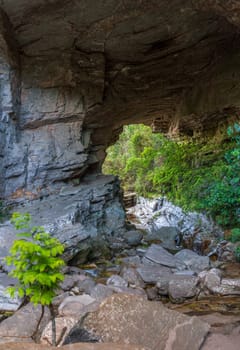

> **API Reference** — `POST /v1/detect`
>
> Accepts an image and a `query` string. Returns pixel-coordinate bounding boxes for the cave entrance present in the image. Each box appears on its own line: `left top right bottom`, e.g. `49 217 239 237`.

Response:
102 121 240 229
102 123 161 199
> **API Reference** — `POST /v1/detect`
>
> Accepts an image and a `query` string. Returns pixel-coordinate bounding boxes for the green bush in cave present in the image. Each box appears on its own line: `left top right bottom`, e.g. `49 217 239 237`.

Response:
103 123 240 228
5 212 65 345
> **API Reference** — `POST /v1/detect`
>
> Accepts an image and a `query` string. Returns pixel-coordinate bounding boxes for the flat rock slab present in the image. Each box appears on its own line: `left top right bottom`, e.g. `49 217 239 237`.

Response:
0 342 146 350
0 303 50 342
83 294 209 350
137 265 172 284
144 244 184 269
175 249 209 272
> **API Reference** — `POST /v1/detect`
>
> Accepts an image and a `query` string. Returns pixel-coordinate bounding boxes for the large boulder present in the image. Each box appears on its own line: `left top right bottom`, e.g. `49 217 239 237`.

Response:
137 265 172 284
157 274 199 302
82 294 209 350
144 244 185 269
175 249 210 273
0 303 50 343
145 226 180 252
129 198 223 252
1 176 127 264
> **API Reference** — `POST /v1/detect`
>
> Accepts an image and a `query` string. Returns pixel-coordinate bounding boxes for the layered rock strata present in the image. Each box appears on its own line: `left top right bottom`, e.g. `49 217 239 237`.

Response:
0 0 240 201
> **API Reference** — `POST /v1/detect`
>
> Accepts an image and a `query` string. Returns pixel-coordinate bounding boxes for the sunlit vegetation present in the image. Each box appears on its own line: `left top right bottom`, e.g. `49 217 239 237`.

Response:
103 123 240 228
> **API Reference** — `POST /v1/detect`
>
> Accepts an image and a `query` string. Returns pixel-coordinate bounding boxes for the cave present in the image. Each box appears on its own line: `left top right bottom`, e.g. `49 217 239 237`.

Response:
0 1 240 256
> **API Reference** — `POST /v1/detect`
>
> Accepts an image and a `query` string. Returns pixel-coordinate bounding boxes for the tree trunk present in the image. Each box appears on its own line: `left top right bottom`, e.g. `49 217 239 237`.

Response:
49 303 56 347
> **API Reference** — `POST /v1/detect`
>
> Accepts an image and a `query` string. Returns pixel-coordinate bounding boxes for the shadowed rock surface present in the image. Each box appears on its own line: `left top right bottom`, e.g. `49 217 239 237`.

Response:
1 0 240 202
0 0 239 249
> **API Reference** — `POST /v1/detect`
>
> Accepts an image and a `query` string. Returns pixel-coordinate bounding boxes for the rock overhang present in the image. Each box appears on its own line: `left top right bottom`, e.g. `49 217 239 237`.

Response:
0 0 240 199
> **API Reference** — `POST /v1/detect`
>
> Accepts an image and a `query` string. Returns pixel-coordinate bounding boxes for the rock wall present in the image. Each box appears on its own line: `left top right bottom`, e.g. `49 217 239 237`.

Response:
0 174 126 264
0 0 240 201
0 1 240 245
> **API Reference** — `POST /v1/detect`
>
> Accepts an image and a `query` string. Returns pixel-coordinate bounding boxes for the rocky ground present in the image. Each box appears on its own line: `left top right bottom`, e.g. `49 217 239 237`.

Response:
0 197 239 349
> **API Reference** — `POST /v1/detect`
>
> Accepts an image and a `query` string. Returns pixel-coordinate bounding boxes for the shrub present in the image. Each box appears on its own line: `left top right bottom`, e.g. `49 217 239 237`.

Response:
5 212 65 345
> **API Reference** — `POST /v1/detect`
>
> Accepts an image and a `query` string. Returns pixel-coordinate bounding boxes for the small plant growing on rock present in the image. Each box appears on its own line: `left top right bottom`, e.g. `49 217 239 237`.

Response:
5 212 65 346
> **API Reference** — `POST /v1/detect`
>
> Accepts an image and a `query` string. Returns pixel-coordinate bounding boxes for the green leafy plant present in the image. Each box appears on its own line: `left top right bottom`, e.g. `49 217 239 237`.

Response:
5 212 65 345
234 246 240 262
103 122 240 228
231 228 240 243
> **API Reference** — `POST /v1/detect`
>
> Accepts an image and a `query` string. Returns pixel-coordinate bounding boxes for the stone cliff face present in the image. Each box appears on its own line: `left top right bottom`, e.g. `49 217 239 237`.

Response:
0 0 240 201
0 1 240 249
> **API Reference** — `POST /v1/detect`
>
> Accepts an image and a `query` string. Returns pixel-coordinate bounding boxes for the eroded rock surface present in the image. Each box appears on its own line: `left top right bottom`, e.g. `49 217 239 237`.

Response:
0 303 50 343
0 343 146 350
83 294 209 350
0 0 240 203
1 175 127 264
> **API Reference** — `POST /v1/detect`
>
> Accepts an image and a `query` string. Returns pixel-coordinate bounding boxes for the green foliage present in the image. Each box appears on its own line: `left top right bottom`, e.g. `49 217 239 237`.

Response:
103 122 240 228
231 228 240 243
5 212 65 306
234 246 240 262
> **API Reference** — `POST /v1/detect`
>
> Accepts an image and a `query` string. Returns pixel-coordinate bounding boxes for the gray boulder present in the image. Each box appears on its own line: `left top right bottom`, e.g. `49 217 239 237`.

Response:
123 230 143 247
58 294 96 317
83 294 209 350
175 249 210 272
121 267 145 288
137 265 172 284
121 255 142 267
10 176 126 264
199 268 222 293
90 284 114 301
106 275 128 288
145 226 179 251
0 303 50 343
168 276 199 302
144 244 186 270
156 274 199 302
